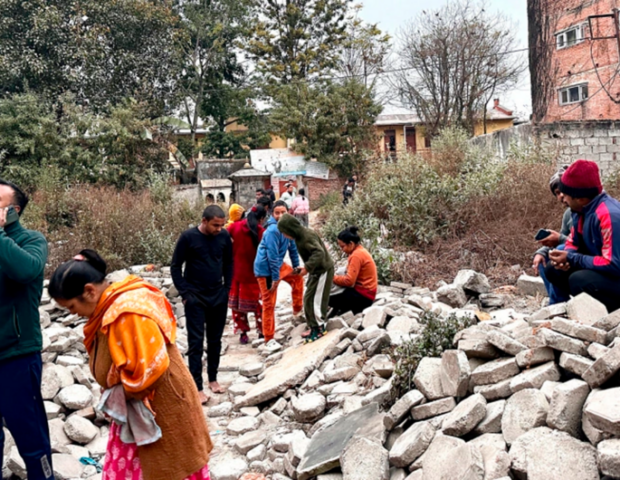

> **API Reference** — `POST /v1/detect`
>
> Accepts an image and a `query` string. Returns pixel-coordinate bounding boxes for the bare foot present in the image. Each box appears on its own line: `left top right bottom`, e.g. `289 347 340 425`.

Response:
209 381 226 394
198 390 210 404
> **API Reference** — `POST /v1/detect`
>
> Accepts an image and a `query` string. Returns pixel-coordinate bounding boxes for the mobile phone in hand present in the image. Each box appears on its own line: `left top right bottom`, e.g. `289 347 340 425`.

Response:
535 229 552 241
4 206 19 226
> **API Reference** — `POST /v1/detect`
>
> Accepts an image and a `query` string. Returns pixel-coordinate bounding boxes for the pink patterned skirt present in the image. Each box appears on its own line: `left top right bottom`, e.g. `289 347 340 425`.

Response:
103 422 210 480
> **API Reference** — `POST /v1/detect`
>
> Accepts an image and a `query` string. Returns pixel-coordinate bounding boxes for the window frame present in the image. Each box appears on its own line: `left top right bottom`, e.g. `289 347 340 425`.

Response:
556 24 586 50
558 83 589 106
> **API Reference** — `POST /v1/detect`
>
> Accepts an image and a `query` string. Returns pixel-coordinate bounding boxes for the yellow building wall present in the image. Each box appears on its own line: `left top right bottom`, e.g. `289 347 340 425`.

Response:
269 135 287 149
473 118 514 137
374 125 431 155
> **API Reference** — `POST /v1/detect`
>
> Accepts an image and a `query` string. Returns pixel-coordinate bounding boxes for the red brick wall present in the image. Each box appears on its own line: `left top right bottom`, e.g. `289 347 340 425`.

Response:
303 173 345 209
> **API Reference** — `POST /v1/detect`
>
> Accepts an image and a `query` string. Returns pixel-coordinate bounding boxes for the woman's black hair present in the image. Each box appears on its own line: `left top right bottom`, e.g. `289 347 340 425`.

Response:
338 226 361 245
298 188 305 199
48 249 108 300
246 205 268 247
257 195 272 212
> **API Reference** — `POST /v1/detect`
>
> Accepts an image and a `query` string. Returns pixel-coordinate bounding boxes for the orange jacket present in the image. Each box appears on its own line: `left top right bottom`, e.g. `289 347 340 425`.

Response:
333 245 378 300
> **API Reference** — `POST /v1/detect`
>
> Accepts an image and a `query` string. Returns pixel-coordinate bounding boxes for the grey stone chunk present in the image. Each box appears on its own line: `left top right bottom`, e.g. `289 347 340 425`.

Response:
582 343 620 388
509 427 599 480
487 329 527 356
56 384 93 410
234 430 267 455
288 431 310 468
566 292 608 326
471 358 519 386
357 326 383 344
421 435 484 480
473 378 513 401
502 389 549 445
386 316 419 335
594 309 620 331
384 390 424 431
472 400 506 435
367 331 392 356
362 306 388 329
540 380 561 401
239 362 265 377
63 416 98 445
41 365 62 400
517 274 546 297
411 397 456 421
226 416 259 435
292 392 326 423
584 387 620 436
440 350 470 397
51 453 84 480
509 361 560 393
457 327 499 359
597 439 620 477
247 444 266 463
49 419 71 454
209 456 248 480
530 302 567 321
341 436 389 480
8 446 25 480
550 318 607 344
559 352 593 376
453 269 491 295
587 342 609 360
539 328 588 356
388 421 436 468
413 358 446 400
515 347 555 368
436 284 467 308
441 393 487 437
478 443 510 480
208 402 233 418
546 379 590 437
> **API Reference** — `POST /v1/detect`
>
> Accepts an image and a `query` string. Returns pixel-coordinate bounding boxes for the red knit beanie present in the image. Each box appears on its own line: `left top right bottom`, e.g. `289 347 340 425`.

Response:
560 159 603 199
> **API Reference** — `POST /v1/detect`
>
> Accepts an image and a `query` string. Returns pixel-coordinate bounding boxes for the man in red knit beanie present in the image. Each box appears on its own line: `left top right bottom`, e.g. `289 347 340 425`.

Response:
545 159 620 312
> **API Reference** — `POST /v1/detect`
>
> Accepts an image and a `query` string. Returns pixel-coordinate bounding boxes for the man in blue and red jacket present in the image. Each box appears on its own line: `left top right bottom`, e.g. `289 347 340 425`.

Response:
545 159 620 312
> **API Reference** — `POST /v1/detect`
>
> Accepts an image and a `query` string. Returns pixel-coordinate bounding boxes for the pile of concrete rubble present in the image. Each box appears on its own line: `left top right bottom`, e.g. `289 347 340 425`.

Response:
5 266 620 480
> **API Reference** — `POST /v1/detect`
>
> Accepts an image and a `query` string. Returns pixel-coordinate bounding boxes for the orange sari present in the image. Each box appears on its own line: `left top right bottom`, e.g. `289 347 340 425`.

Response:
84 275 177 393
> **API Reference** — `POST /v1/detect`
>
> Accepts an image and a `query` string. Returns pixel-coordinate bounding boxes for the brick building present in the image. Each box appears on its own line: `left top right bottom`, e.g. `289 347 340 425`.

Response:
530 0 620 123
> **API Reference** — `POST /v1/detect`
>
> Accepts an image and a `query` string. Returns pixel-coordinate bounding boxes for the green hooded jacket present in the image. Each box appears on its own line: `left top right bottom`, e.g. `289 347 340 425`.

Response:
278 214 334 275
0 220 48 363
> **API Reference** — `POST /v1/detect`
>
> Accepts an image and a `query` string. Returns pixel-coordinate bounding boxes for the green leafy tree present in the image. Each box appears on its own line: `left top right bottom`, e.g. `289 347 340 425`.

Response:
270 79 381 176
246 0 351 85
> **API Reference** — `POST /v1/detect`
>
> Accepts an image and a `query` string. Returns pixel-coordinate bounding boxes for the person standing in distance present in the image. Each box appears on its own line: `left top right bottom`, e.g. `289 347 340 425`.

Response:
0 179 53 480
171 205 233 403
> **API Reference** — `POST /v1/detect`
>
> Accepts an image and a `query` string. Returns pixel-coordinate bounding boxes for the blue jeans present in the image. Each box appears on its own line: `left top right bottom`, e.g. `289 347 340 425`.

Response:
538 245 569 305
0 353 54 480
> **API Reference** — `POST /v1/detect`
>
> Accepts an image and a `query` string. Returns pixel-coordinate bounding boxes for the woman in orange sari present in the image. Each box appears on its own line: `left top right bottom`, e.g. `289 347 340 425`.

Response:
48 250 212 480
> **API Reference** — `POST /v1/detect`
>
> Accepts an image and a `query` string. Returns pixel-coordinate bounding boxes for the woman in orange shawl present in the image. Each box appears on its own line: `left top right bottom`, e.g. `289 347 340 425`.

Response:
225 203 245 229
48 250 213 480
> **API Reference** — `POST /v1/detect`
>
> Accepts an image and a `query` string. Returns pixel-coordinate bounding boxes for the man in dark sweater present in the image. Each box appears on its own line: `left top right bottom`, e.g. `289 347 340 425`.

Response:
171 205 233 402
0 180 53 480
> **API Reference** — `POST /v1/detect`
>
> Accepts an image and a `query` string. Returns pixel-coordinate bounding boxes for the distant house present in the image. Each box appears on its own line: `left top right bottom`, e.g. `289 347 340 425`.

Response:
375 100 515 157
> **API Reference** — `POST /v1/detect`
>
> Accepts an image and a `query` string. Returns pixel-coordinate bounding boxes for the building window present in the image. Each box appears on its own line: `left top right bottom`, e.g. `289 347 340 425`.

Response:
424 136 432 149
556 25 585 49
559 83 589 106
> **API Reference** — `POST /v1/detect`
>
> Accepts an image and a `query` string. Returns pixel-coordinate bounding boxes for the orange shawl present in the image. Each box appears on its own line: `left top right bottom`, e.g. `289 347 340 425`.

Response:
85 275 177 393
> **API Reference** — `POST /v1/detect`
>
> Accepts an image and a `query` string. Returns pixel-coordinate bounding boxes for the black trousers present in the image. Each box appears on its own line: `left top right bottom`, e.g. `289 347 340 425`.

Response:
329 287 374 316
0 353 54 480
184 296 228 389
544 264 620 312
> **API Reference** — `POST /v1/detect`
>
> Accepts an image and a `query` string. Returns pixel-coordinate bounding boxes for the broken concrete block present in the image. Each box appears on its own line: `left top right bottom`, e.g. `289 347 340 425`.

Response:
226 416 259 436
550 318 607 344
597 439 620 478
441 393 487 437
440 350 470 398
587 342 609 360
502 389 549 445
566 292 608 326
51 453 84 480
559 352 593 376
453 270 491 295
594 309 620 331
388 421 436 468
472 399 506 435
421 435 484 480
63 416 98 445
386 316 419 335
509 427 599 480
539 328 588 356
411 397 456 421
517 274 546 297
509 361 560 393
478 443 510 480
486 329 527 356
292 393 327 423
413 358 446 400
362 306 388 329
384 390 424 431
436 284 467 308
456 327 499 359
583 387 620 436
529 302 567 321
473 378 513 401
471 358 519 386
341 436 389 480
515 347 555 369
582 343 620 388
546 379 590 438
234 430 268 455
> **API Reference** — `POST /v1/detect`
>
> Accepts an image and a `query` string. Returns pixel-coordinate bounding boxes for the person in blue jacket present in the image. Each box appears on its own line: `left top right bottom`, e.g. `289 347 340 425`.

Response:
254 200 304 343
546 159 620 312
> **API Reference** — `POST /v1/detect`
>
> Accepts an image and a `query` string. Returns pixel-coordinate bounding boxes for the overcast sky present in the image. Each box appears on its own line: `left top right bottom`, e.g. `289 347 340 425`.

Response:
358 0 532 119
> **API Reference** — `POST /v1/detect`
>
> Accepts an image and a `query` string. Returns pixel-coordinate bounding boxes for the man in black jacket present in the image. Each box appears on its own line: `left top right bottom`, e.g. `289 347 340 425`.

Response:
0 180 53 480
171 205 232 403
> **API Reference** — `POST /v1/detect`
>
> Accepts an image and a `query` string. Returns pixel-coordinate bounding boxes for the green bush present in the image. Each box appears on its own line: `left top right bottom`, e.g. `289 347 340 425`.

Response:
390 311 476 400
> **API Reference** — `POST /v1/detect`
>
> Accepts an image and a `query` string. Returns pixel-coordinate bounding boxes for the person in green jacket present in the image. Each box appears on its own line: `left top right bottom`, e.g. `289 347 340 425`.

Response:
0 180 52 480
278 214 334 343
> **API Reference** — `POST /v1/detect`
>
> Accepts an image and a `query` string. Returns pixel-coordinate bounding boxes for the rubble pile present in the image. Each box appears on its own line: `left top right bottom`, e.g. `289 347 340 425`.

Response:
5 265 620 480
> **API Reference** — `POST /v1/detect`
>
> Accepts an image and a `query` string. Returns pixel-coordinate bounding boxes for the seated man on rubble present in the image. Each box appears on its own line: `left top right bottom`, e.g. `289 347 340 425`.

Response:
532 166 572 305
544 159 620 312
